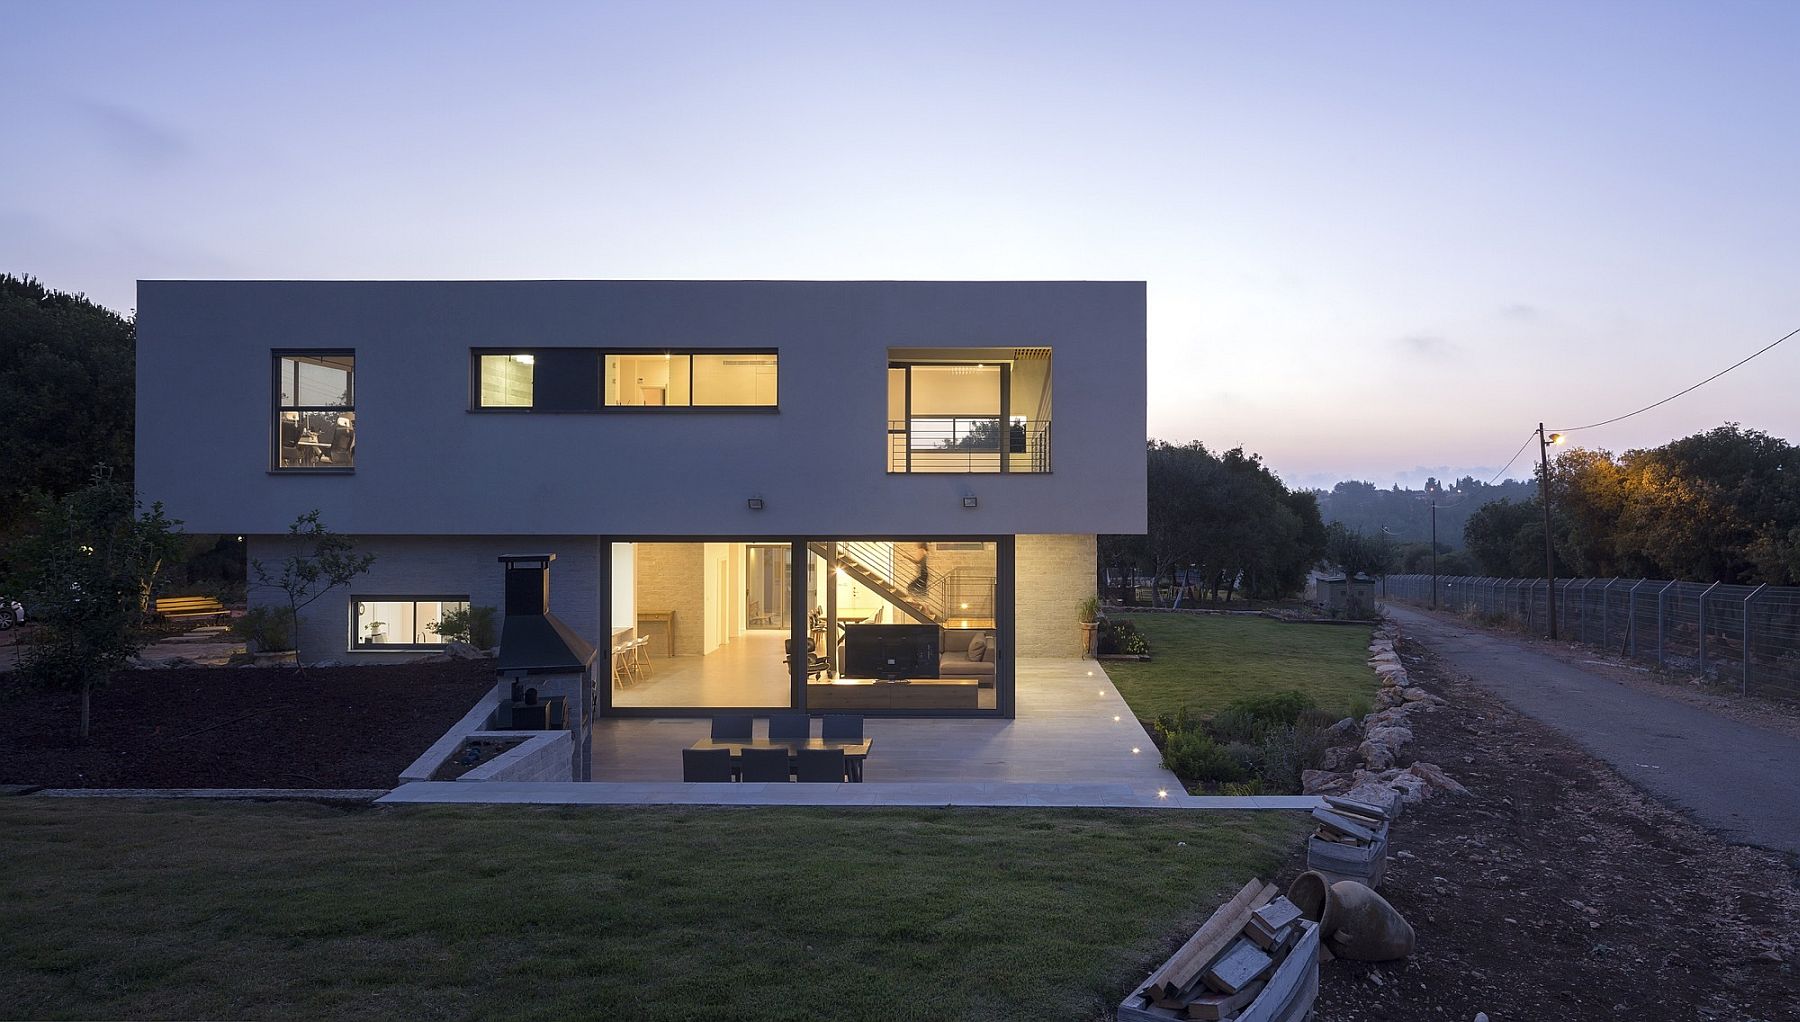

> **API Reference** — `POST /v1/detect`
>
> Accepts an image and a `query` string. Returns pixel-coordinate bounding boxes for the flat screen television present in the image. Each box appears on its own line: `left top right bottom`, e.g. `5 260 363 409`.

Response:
842 624 940 680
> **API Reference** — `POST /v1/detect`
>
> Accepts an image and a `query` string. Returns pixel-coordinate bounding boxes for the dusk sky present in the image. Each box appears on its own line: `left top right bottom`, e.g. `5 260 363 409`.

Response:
5 1 1796 489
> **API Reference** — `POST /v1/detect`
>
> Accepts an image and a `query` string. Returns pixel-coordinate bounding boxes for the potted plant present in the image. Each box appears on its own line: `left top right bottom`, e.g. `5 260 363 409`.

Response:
1078 594 1102 658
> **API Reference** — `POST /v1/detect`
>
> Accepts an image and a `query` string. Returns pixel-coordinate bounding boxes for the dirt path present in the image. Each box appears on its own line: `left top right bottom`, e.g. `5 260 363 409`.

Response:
1383 602 1800 857
1304 635 1800 1021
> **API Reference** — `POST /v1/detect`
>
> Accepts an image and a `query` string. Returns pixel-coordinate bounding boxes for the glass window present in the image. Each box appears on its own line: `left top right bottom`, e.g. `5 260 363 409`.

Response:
352 597 469 649
886 352 1051 473
478 353 535 407
693 354 778 406
603 351 777 408
805 540 1000 712
275 352 355 469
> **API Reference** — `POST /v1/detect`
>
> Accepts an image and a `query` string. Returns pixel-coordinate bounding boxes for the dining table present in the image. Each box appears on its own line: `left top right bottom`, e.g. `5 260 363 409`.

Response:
688 737 873 782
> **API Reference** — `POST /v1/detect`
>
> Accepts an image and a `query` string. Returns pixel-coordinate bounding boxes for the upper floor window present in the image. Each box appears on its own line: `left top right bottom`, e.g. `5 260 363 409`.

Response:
604 351 778 408
275 351 355 470
477 352 535 408
887 348 1050 473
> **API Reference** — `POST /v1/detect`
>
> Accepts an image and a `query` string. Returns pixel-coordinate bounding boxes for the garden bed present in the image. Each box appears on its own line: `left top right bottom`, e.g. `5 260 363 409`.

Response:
0 661 494 789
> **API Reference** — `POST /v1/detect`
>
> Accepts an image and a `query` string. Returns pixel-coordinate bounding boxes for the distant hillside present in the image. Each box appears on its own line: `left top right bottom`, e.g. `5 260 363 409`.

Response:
1315 476 1537 544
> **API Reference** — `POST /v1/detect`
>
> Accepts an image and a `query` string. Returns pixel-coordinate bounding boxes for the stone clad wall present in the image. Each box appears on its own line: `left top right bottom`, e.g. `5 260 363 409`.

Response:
1015 534 1096 657
634 542 706 655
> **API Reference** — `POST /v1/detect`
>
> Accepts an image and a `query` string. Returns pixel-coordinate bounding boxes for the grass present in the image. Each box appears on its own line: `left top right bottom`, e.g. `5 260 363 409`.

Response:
1103 613 1376 723
0 800 1307 1021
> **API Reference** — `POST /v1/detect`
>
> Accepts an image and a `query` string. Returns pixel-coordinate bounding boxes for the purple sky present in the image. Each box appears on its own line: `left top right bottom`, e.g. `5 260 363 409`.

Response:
4 1 1796 489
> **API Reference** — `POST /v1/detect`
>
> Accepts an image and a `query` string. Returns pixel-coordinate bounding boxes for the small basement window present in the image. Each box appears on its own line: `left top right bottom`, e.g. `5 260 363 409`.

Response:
351 596 470 649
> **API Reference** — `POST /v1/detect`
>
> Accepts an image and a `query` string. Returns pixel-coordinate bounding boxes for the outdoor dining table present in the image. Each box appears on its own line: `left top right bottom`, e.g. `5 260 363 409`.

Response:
688 737 873 782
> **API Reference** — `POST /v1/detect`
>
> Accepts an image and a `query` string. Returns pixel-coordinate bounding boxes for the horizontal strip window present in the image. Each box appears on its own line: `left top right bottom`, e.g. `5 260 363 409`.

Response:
605 350 777 409
351 595 470 650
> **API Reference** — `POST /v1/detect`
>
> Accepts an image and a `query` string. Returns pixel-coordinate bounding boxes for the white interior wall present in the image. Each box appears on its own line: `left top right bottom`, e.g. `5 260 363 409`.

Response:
611 542 636 631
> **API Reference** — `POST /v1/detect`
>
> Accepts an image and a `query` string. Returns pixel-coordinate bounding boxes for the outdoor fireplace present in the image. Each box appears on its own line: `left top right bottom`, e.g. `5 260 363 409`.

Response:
493 553 597 780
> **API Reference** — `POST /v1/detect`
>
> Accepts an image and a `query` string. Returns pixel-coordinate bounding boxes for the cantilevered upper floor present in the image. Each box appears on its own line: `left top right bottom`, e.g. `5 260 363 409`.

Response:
135 280 1147 536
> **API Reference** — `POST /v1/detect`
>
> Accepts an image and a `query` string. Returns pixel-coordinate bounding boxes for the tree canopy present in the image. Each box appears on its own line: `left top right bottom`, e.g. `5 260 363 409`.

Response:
0 275 136 532
1461 424 1800 585
1102 440 1327 602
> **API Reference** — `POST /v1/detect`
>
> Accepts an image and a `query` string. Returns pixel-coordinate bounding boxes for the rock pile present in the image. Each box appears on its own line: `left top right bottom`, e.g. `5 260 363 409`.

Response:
1302 619 1467 814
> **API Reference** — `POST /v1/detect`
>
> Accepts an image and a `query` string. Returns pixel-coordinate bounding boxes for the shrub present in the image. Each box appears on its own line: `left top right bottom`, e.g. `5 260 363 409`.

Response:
1297 707 1340 731
1097 618 1150 656
1257 723 1333 791
231 606 295 652
1223 689 1316 727
1223 740 1261 776
1162 731 1249 784
1220 779 1265 797
431 604 499 648
1345 695 1372 722
1207 707 1259 744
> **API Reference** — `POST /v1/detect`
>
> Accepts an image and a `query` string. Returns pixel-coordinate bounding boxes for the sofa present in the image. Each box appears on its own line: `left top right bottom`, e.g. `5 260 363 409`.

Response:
938 629 997 685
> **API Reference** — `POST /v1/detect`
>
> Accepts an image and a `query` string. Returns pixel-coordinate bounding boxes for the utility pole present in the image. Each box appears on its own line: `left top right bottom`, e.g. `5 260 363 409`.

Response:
1429 497 1438 610
1538 423 1561 639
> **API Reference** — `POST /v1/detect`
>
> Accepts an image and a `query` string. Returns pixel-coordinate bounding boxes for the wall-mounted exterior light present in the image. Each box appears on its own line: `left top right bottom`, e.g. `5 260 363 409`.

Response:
747 497 765 511
961 495 978 509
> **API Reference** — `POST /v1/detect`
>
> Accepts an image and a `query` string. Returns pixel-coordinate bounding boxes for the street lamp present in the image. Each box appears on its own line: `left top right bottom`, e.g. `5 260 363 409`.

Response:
1537 424 1565 638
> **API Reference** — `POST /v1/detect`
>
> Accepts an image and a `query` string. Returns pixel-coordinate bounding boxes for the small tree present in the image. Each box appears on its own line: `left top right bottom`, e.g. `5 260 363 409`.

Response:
250 510 374 667
429 604 498 649
9 473 182 740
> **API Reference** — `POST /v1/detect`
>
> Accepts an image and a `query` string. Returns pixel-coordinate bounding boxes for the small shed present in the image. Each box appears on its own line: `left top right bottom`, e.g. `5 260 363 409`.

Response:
1316 573 1378 619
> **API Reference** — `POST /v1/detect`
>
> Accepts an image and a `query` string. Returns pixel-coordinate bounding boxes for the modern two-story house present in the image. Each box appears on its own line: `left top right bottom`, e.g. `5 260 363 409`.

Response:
136 280 1146 719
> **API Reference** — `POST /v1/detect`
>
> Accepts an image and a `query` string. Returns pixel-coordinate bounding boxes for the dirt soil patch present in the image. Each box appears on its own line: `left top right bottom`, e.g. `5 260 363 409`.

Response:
0 662 493 789
1292 636 1800 1021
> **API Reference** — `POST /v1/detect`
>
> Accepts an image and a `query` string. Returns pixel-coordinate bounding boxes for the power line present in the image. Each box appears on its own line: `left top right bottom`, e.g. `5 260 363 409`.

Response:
1482 431 1539 486
1552 325 1799 434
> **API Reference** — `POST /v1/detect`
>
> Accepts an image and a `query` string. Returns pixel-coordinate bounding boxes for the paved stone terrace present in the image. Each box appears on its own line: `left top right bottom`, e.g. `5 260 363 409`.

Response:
381 659 1320 809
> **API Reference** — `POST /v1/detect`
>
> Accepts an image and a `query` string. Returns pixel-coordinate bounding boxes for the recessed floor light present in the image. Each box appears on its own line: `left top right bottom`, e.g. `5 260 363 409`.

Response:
1131 747 1141 755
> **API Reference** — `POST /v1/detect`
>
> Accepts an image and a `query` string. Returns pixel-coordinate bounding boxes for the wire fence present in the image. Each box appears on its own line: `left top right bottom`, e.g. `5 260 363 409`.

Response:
1380 574 1800 698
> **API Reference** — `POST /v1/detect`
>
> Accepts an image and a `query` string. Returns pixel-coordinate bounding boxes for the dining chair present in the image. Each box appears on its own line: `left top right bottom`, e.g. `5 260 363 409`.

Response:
767 712 809 743
710 714 753 742
682 747 734 783
796 747 846 783
738 746 792 783
821 714 863 741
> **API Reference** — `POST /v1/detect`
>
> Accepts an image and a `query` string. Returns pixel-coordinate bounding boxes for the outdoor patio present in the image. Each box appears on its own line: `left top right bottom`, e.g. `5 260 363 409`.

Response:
592 658 1178 788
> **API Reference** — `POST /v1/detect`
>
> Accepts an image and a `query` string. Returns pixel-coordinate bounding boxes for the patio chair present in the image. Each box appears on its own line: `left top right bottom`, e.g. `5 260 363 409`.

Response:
767 712 809 743
682 747 735 783
739 746 792 783
821 714 863 740
796 747 846 783
710 714 753 742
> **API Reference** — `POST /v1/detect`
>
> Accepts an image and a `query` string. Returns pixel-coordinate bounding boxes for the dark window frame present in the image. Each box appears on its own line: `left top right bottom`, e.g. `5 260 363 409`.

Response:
601 347 780 412
271 349 356 473
469 348 541 411
349 594 472 651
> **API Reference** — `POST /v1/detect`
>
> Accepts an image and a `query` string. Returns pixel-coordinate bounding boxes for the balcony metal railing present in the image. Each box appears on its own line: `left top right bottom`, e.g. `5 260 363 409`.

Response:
886 418 1051 473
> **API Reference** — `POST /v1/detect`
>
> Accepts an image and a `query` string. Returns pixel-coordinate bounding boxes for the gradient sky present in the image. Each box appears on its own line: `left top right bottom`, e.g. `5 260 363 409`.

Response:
5 1 1796 489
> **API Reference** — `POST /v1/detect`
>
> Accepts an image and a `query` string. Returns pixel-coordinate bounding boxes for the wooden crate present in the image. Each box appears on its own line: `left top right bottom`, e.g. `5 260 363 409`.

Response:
1305 820 1389 888
1118 920 1319 1022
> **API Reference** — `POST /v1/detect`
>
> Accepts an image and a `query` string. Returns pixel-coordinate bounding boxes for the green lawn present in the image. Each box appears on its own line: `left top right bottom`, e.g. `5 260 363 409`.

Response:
1104 613 1376 723
0 800 1307 1021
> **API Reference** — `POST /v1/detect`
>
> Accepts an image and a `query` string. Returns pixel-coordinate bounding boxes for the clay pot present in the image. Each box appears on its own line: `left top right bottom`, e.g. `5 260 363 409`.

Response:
1288 870 1415 961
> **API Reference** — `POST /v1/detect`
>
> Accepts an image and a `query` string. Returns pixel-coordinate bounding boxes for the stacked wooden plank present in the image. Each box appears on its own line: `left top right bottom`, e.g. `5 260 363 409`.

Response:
1305 796 1392 887
1119 879 1319 1022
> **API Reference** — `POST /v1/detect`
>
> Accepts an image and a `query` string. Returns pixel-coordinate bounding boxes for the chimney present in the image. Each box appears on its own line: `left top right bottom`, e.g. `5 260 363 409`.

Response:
495 553 597 675
502 553 553 617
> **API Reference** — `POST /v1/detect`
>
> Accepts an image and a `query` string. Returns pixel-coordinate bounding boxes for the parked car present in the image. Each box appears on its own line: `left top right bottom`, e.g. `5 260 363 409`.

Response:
0 598 24 629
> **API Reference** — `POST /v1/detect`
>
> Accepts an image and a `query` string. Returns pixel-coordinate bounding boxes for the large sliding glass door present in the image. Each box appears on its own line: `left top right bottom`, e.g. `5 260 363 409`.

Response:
600 536 1012 717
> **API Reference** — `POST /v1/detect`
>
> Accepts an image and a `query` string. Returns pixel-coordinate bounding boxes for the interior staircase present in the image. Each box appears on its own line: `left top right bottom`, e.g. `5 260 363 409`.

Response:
807 541 950 626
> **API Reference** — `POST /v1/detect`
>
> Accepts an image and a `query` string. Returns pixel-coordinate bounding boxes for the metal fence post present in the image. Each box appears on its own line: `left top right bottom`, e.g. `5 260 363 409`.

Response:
1655 581 1673 667
1743 584 1766 695
1602 580 1612 649
1698 581 1720 676
1628 579 1645 657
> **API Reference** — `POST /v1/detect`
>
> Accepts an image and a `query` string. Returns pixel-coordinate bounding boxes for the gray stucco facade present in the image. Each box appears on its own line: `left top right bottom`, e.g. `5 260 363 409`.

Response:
139 280 1147 705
